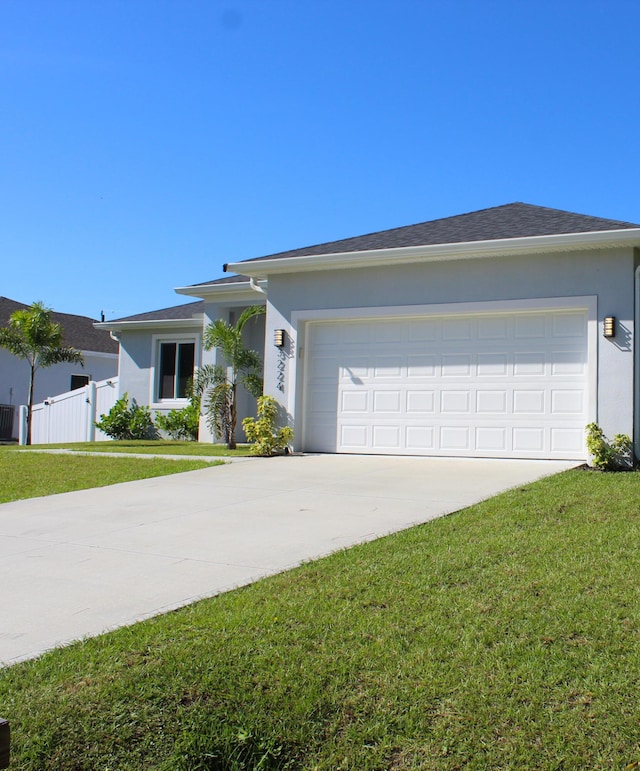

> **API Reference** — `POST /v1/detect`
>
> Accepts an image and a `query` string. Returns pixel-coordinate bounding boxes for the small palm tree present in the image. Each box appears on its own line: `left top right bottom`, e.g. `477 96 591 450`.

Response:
192 305 264 449
0 301 84 444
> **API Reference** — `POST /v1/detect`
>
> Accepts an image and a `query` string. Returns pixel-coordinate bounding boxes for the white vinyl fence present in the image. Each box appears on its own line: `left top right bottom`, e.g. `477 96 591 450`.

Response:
20 377 119 445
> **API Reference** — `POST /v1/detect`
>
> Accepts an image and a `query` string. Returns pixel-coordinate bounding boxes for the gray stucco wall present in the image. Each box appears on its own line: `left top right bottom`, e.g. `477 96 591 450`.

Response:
262 246 636 445
117 307 266 443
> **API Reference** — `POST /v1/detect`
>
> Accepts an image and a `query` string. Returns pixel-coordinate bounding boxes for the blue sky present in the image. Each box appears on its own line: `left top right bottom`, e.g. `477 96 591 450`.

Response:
2 0 640 320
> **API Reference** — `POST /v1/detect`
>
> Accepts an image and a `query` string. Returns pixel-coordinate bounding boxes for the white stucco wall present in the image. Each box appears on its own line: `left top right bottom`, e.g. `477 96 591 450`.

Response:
261 246 636 448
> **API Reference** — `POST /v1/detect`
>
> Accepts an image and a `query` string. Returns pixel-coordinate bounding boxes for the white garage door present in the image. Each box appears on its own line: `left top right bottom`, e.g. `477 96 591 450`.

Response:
303 309 589 459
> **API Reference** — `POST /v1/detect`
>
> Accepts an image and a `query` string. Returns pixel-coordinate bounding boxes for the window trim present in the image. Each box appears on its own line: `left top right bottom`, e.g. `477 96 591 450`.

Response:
150 333 200 407
70 374 91 391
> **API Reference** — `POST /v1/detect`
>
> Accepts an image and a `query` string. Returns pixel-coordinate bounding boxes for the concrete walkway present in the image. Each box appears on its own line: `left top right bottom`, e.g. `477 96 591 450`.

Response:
0 454 576 665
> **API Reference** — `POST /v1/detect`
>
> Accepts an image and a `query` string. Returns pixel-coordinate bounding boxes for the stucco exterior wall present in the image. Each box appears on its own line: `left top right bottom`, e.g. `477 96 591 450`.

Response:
261 247 635 446
116 305 265 444
117 324 203 413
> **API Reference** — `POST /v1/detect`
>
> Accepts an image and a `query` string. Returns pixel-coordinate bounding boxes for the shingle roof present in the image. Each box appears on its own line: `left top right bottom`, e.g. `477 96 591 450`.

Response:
0 297 118 354
188 274 251 288
111 300 205 323
238 202 640 265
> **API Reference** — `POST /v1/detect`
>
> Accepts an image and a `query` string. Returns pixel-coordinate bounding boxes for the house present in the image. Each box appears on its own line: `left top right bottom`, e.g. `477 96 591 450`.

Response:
98 203 640 461
0 297 119 439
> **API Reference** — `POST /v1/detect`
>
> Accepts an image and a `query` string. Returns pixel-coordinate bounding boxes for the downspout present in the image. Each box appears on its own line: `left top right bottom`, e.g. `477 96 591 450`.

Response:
635 265 640 460
249 277 266 295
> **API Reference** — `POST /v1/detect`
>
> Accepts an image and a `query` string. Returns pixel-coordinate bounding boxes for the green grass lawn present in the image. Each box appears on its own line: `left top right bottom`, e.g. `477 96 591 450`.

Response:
10 439 253 457
0 449 220 503
2 469 640 769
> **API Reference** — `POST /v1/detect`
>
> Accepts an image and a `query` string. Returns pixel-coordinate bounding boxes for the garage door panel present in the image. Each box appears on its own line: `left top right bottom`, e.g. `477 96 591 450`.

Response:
553 312 585 337
513 390 546 414
406 390 436 413
478 316 509 339
374 356 402 377
477 353 508 376
512 426 545 452
408 319 438 341
551 390 584 414
514 352 546 376
406 425 436 449
442 354 471 376
373 390 402 412
441 391 471 413
341 390 368 413
476 426 508 451
340 425 368 449
373 425 401 448
552 351 585 375
515 315 547 338
303 310 588 459
408 355 436 377
476 391 508 414
441 426 471 450
442 318 472 340
550 427 584 452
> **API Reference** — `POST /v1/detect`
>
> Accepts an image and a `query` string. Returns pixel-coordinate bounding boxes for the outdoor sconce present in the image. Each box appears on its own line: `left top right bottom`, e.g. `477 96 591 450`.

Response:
274 329 285 347
603 316 616 338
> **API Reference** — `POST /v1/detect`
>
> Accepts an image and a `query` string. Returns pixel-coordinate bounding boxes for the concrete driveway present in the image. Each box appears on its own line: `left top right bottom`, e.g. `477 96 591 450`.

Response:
0 454 576 665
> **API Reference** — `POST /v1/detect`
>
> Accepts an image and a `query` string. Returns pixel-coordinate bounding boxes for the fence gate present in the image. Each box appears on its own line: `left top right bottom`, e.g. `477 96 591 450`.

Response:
23 377 119 445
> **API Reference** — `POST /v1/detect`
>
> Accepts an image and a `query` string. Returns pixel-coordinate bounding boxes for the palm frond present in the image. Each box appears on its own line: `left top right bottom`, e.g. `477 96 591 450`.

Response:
236 304 265 333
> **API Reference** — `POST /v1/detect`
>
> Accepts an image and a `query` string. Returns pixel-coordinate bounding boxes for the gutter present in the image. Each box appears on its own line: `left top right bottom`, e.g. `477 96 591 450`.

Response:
174 279 268 299
225 228 640 278
95 318 203 333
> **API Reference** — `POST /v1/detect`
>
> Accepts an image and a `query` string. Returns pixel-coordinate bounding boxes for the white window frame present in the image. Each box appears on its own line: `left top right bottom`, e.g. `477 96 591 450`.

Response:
150 333 200 407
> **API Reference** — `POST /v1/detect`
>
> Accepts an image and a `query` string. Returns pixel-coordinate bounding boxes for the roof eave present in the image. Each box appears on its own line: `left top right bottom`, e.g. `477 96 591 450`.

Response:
225 229 640 278
95 318 204 333
174 279 267 300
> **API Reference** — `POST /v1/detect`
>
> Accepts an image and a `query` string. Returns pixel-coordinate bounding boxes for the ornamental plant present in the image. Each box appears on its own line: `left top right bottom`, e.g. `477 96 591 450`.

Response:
155 399 200 441
585 422 633 470
95 393 157 440
242 395 294 456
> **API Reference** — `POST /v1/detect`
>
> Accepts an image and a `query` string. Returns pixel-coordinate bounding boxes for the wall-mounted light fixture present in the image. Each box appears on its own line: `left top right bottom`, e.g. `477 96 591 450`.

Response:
274 329 285 347
604 316 616 338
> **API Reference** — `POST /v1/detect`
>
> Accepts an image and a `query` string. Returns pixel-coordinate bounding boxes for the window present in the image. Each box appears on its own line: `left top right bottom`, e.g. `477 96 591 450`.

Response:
158 341 195 400
70 374 90 391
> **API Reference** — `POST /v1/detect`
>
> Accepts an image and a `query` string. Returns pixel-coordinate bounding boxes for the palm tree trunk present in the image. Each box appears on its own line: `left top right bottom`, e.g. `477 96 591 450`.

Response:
229 384 237 450
27 363 35 445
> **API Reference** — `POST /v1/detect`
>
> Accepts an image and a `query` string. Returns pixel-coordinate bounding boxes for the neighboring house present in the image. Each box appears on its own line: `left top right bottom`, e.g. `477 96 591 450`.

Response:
98 203 640 461
0 297 119 439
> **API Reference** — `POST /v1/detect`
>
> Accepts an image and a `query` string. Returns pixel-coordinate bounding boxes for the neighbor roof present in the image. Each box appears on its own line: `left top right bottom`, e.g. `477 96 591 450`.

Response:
0 297 118 354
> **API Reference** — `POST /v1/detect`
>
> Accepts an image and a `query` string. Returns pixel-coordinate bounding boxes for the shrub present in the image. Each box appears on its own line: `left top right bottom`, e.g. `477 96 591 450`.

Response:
95 393 157 440
155 401 200 441
242 395 293 456
585 422 633 470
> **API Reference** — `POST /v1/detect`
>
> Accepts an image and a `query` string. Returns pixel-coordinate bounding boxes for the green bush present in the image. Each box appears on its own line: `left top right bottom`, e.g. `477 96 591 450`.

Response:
585 422 633 470
155 401 200 441
242 395 293 456
95 393 157 441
